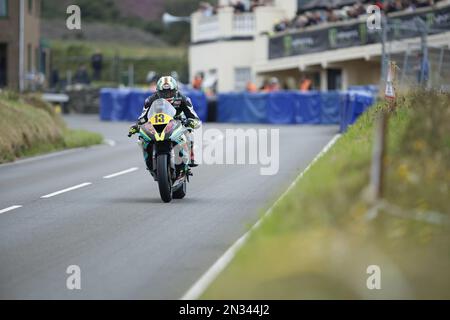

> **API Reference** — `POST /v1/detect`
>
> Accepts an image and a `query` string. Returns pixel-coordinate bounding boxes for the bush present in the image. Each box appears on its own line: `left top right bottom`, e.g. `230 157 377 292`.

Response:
0 92 102 163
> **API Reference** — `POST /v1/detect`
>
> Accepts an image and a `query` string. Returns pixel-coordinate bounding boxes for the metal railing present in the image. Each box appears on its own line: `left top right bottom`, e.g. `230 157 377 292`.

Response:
269 3 450 60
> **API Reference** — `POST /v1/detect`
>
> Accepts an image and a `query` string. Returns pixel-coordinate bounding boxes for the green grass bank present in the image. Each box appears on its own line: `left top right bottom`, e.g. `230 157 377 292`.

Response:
0 91 103 164
203 90 450 299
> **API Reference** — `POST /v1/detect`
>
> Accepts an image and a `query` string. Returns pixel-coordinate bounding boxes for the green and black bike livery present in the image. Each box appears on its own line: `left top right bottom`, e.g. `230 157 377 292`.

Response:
136 98 192 203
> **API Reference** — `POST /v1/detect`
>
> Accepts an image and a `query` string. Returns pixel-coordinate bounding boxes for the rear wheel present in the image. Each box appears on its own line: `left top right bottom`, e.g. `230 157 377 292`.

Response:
172 180 187 199
157 154 172 203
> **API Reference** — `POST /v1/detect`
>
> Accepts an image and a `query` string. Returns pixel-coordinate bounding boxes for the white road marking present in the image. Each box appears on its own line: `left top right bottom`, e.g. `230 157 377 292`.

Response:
104 139 116 147
181 134 342 300
40 183 92 199
0 148 82 168
103 167 139 179
0 205 23 215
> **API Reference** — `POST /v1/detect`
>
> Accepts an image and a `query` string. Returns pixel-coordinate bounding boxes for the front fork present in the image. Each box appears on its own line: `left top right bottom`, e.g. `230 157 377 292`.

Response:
139 139 186 181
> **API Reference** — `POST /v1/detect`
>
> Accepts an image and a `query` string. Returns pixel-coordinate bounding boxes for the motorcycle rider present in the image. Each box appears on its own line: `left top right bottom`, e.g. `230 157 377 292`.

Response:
128 76 201 168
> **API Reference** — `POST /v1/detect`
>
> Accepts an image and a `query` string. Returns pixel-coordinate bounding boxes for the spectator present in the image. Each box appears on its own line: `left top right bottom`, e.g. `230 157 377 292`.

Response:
246 81 258 92
198 2 214 16
273 0 442 33
74 65 90 85
250 0 263 11
262 77 280 92
192 72 204 90
50 69 60 90
91 49 103 81
326 8 339 23
232 0 246 13
299 76 312 92
146 71 159 91
274 18 289 32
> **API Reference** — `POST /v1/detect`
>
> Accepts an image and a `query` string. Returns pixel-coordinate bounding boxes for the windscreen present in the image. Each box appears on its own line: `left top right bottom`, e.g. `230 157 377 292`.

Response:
147 98 176 118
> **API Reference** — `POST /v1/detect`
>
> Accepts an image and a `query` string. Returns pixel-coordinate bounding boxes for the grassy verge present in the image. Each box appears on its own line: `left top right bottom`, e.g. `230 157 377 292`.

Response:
202 90 450 299
0 91 103 164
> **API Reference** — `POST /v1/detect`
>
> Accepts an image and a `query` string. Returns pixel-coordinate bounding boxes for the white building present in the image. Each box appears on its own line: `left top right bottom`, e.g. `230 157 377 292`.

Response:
189 0 450 93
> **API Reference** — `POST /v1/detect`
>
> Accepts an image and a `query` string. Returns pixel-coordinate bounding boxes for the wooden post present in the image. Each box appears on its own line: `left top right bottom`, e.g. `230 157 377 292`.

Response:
367 61 396 219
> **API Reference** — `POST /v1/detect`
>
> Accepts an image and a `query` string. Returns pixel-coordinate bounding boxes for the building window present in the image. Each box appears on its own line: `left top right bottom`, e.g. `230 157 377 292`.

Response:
234 67 252 91
0 0 8 18
28 0 32 15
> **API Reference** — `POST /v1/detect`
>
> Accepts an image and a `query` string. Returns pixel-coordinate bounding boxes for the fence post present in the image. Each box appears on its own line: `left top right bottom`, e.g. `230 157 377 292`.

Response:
66 70 72 86
128 64 134 87
381 15 389 87
367 61 396 219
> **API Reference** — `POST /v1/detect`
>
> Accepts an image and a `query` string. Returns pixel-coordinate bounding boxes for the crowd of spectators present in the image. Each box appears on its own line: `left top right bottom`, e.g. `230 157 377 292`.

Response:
244 75 315 93
197 0 273 16
274 0 443 33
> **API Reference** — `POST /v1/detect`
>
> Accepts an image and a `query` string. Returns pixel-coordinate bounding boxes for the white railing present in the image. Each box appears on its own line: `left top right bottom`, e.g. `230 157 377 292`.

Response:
196 15 220 42
192 9 256 43
232 13 255 35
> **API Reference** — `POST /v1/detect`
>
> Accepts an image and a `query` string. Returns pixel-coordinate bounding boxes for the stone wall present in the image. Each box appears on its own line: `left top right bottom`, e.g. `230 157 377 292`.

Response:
65 87 100 114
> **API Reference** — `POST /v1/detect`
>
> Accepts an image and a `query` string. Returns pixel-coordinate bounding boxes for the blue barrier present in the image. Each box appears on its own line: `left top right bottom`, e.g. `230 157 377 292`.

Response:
183 90 208 122
100 88 132 121
127 89 150 121
295 92 321 124
340 91 375 132
267 92 297 124
100 88 208 122
100 88 374 129
217 91 363 126
320 91 342 124
99 88 115 121
217 93 268 123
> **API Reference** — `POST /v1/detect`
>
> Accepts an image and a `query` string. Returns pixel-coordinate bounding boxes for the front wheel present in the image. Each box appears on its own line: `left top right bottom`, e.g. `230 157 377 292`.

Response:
157 154 172 203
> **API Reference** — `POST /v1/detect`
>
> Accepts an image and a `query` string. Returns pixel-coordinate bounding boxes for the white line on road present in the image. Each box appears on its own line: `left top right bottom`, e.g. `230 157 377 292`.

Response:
104 139 116 147
0 205 23 215
0 148 83 168
181 134 342 300
103 167 139 179
40 182 92 199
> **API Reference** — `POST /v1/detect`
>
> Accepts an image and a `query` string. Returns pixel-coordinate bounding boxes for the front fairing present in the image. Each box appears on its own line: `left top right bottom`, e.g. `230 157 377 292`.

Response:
139 120 186 143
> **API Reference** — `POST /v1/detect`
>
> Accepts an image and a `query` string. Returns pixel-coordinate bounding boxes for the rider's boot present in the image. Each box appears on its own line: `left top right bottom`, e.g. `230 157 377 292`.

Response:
188 141 198 168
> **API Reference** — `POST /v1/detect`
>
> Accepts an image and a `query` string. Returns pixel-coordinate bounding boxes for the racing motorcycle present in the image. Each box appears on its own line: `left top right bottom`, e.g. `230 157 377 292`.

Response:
133 99 192 203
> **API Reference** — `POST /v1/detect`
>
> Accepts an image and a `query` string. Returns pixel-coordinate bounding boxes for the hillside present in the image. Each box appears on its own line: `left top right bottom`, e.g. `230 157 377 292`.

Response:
42 0 214 21
41 0 216 46
41 19 166 46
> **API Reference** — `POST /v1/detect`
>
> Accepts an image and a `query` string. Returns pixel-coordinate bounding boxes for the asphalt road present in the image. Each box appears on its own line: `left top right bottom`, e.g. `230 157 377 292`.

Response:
0 115 338 299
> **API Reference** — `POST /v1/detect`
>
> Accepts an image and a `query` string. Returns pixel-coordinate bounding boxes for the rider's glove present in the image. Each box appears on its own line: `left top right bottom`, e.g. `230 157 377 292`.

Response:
128 125 139 137
186 119 198 129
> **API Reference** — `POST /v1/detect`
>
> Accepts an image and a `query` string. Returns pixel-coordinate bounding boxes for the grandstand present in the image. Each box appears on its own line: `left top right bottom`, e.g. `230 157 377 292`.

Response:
189 0 450 93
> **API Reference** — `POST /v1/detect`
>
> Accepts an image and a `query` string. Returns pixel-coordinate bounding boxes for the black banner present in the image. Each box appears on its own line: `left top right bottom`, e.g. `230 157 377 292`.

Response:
1 300 446 318
269 5 450 60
